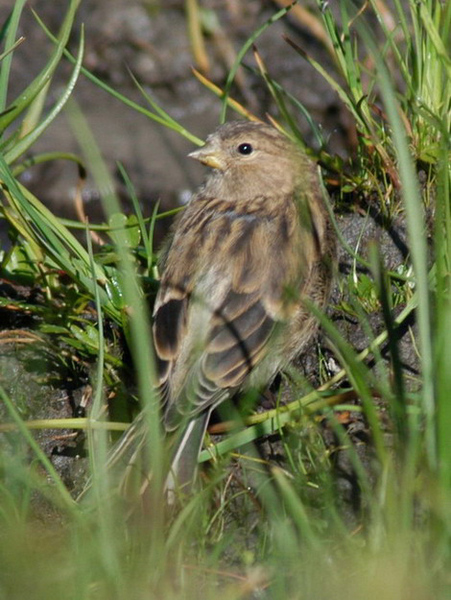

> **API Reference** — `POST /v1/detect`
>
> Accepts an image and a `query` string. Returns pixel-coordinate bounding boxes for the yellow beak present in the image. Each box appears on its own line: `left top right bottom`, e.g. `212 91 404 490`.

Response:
188 143 226 171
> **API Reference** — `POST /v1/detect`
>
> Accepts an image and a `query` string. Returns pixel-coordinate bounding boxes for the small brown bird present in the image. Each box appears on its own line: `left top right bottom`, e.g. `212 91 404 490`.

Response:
108 120 335 499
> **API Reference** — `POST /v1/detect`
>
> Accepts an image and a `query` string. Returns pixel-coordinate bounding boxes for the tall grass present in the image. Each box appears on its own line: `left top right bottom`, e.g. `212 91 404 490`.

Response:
0 1 450 598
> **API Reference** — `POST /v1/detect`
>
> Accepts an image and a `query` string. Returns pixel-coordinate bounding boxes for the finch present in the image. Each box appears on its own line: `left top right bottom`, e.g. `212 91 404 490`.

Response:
104 120 335 500
153 120 335 493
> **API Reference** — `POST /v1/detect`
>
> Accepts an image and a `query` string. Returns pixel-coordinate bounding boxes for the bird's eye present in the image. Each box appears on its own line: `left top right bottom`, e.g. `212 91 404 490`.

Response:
237 143 253 155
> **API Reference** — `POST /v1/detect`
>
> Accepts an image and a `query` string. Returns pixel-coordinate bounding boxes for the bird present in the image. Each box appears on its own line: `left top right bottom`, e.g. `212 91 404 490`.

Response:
105 120 335 501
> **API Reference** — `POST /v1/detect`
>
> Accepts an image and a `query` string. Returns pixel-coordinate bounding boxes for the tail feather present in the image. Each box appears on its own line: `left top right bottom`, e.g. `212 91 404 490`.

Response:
165 411 210 497
77 410 211 506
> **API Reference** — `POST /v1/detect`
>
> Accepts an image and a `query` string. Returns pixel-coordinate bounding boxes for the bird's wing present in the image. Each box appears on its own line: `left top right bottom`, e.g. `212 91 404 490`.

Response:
152 195 307 429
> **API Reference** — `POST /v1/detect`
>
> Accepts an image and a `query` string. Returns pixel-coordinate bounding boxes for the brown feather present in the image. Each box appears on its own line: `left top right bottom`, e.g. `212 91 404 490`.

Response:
149 121 336 491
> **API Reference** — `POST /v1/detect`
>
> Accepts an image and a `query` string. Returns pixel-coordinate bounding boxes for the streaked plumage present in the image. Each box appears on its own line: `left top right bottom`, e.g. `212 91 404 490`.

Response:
108 121 335 499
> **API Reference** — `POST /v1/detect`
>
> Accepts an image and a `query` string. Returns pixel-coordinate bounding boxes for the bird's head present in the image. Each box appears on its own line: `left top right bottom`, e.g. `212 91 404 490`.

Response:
188 121 310 200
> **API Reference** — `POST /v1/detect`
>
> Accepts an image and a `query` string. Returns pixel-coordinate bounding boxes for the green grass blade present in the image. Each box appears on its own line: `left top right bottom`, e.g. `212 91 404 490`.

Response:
434 136 451 487
219 3 296 123
419 4 451 74
117 162 156 275
66 99 165 508
0 0 27 114
4 27 84 164
34 12 202 145
360 20 435 466
0 156 120 321
0 0 80 131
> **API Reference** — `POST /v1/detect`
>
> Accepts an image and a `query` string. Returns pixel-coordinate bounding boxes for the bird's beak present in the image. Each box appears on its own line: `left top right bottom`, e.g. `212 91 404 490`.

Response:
188 142 225 171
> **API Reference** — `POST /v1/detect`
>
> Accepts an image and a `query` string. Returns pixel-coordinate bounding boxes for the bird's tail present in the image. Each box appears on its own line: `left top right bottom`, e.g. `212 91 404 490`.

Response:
78 411 210 505
164 411 210 498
